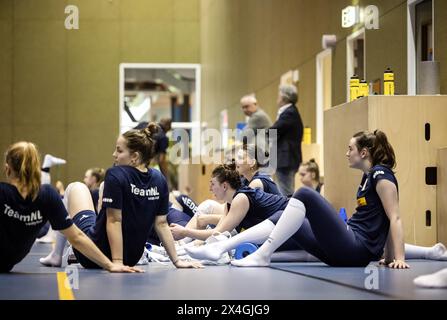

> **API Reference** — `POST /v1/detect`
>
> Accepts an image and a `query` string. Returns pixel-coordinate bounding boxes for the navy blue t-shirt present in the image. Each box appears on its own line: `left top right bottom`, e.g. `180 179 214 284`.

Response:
90 188 100 213
175 194 198 217
250 172 281 196
229 186 289 231
91 166 169 266
241 172 281 196
0 183 73 266
347 165 397 258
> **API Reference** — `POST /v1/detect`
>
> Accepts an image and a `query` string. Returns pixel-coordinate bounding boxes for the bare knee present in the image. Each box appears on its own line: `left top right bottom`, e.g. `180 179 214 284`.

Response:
66 181 88 195
196 215 208 229
65 182 95 217
197 199 216 215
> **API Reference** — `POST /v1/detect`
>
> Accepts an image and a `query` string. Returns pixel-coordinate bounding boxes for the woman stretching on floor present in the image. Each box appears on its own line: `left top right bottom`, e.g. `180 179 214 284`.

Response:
169 163 294 246
170 144 282 239
186 130 412 268
0 142 142 273
40 123 201 270
297 159 447 262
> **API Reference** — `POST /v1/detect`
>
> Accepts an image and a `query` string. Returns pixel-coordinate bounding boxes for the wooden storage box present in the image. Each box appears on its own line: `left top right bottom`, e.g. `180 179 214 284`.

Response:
438 147 447 245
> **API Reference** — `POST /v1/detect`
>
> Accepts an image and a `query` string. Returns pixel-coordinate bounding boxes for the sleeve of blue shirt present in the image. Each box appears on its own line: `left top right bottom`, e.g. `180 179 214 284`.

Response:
43 185 73 231
101 171 123 210
371 167 396 189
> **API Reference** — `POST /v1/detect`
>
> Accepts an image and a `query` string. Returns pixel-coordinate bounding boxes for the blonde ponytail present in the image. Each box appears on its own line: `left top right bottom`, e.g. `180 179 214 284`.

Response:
5 142 41 200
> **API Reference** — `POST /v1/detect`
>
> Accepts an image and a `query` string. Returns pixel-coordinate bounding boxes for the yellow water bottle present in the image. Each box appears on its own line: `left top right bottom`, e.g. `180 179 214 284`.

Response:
358 80 369 98
303 127 311 145
349 75 360 102
384 68 395 95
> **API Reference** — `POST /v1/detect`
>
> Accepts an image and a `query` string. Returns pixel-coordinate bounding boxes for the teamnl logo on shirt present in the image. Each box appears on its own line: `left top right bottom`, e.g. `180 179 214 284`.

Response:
3 204 43 226
130 184 160 200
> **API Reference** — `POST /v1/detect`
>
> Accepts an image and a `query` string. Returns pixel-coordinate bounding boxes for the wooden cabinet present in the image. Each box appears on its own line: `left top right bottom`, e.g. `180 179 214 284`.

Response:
438 147 447 245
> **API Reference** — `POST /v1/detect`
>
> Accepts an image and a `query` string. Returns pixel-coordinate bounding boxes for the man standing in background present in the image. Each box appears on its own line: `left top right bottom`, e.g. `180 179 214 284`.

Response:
240 94 272 146
270 84 303 197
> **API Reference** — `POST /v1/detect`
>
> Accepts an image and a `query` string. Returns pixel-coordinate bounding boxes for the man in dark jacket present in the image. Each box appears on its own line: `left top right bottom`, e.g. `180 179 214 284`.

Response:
270 84 303 197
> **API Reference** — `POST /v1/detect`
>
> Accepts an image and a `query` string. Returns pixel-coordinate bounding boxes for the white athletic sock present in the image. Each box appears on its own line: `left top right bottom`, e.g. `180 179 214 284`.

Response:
39 231 67 267
41 171 51 185
414 268 447 288
42 154 66 169
181 237 194 244
185 220 275 261
39 186 73 267
231 198 306 267
36 227 56 243
405 243 447 260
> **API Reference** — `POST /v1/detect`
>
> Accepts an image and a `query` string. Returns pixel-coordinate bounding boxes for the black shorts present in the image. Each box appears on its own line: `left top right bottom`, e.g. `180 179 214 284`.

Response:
0 262 14 273
71 210 102 269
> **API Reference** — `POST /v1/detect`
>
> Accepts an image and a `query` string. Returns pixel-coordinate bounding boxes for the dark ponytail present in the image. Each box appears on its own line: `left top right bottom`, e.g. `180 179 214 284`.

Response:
144 122 159 138
212 162 242 190
122 122 159 166
353 130 396 169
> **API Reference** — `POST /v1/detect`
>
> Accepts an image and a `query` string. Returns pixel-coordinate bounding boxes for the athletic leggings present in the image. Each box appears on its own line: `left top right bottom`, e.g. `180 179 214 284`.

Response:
167 207 192 227
275 187 376 267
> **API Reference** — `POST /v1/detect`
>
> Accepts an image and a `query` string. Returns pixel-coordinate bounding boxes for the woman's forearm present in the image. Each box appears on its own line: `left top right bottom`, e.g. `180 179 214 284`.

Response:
197 214 223 229
390 218 405 261
183 227 214 241
69 231 113 270
107 221 124 263
155 222 179 264
383 233 394 263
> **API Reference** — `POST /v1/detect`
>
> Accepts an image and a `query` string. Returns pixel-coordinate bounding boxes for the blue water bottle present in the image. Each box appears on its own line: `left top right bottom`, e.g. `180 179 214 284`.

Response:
339 208 348 224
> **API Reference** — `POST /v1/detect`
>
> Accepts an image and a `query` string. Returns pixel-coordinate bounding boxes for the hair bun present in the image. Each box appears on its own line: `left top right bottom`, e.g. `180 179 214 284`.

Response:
224 161 236 171
309 158 315 163
143 122 159 138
